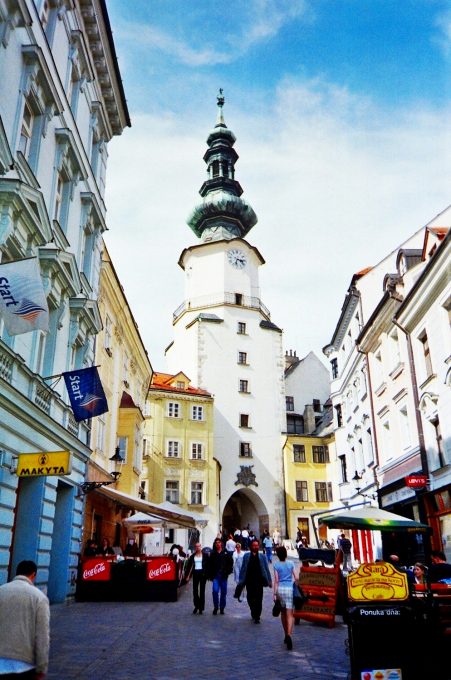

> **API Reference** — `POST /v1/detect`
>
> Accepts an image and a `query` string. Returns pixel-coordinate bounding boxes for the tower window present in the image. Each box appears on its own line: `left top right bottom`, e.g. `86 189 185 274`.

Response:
239 380 249 393
286 396 294 411
237 322 246 334
239 414 250 428
240 442 252 457
331 358 338 379
212 160 220 177
238 352 247 365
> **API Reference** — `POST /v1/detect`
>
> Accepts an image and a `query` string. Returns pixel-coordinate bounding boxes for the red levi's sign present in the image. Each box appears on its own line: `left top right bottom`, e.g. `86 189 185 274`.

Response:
82 558 111 581
405 474 428 489
146 557 176 581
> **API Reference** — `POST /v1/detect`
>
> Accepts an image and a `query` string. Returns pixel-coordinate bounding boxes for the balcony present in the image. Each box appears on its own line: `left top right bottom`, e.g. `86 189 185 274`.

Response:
173 292 270 322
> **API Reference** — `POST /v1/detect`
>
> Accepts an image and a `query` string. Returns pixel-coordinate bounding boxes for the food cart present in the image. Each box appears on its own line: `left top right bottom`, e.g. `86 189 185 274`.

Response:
316 505 448 680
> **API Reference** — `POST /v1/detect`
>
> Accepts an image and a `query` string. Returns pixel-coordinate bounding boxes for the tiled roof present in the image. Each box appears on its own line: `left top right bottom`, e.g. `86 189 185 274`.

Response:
150 372 211 397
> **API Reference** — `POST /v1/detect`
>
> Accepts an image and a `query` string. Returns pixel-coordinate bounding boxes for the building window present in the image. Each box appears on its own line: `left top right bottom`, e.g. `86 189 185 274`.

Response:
240 442 252 457
399 404 411 448
287 414 304 434
104 315 112 353
239 380 249 393
18 99 35 159
312 446 329 464
331 358 338 379
238 351 247 365
167 402 180 418
142 438 148 457
237 322 246 334
167 441 180 458
116 436 127 463
191 443 203 460
313 399 321 412
419 331 433 378
431 418 445 468
286 396 294 412
315 482 333 502
165 481 179 503
176 381 184 389
295 481 308 502
293 445 306 463
339 454 348 483
335 404 343 427
191 405 204 421
96 414 106 453
235 293 243 305
191 482 203 505
239 414 250 428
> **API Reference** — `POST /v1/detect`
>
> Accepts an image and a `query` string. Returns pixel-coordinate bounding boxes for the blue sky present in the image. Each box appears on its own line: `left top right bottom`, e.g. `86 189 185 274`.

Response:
104 0 451 368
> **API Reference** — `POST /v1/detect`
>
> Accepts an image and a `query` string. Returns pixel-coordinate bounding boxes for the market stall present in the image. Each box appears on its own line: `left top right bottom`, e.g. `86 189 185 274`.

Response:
76 494 201 602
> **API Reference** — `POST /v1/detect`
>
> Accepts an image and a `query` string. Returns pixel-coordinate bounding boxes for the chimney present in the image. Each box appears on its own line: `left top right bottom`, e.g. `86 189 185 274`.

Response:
285 349 299 370
303 404 316 434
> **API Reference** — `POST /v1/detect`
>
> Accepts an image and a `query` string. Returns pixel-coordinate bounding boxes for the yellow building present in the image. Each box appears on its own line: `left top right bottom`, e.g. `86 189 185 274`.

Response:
142 371 217 548
82 244 153 550
283 432 336 546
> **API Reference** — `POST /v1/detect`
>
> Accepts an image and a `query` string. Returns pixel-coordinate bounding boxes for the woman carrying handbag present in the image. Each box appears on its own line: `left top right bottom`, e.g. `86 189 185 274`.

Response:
273 545 297 650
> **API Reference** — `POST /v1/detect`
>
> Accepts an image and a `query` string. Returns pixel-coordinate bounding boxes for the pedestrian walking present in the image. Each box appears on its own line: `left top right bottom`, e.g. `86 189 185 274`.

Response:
273 546 296 650
338 533 353 572
263 535 273 563
241 527 249 550
207 538 233 615
238 539 272 623
185 542 209 614
0 560 50 679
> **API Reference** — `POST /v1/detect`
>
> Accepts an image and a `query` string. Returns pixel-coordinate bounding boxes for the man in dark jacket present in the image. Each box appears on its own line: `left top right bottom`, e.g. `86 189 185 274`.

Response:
239 539 272 623
208 538 233 615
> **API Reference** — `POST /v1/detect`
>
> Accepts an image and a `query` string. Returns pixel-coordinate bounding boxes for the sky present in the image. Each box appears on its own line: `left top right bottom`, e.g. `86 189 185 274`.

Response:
103 0 451 371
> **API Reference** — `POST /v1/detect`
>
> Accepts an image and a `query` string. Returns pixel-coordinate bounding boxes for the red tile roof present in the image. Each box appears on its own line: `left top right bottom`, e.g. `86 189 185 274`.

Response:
150 372 212 397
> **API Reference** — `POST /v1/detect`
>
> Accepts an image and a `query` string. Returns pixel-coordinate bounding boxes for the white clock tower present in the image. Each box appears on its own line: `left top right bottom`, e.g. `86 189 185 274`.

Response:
166 92 286 544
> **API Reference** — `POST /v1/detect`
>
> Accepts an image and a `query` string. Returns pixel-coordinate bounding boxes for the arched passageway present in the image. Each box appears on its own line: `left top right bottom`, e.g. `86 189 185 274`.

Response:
222 488 269 537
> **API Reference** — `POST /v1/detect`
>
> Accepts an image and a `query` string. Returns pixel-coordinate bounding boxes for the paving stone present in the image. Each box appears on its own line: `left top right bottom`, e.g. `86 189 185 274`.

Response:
48 575 350 680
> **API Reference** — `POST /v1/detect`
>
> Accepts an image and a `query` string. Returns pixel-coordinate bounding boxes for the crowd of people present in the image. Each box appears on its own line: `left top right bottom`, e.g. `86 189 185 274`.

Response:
182 528 299 651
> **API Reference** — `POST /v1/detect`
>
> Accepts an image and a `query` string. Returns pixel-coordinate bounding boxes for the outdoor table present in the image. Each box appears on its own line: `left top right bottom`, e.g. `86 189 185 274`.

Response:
76 555 178 601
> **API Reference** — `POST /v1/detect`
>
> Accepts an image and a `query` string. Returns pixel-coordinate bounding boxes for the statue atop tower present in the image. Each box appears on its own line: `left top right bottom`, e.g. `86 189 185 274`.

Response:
186 91 258 242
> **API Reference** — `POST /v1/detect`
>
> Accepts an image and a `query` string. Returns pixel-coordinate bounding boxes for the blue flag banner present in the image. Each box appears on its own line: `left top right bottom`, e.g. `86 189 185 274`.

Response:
63 366 108 422
0 257 49 335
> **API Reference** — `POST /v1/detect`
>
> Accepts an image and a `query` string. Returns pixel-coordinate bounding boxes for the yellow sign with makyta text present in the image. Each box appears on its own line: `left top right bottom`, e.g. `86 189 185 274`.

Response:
17 451 72 477
348 562 409 602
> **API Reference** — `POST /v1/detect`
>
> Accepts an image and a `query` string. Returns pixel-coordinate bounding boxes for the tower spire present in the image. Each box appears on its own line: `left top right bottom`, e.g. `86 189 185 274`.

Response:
186 92 257 242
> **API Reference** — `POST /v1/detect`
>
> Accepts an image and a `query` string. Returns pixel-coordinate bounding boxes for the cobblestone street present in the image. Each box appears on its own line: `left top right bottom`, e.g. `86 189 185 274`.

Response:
48 577 350 680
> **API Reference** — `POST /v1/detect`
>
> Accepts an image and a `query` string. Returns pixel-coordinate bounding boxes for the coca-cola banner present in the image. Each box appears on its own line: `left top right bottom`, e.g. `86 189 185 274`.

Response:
82 558 111 581
146 557 176 581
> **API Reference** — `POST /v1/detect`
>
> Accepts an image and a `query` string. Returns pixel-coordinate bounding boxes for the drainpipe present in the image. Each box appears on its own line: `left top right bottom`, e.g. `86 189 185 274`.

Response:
356 348 381 500
281 436 289 540
391 318 429 526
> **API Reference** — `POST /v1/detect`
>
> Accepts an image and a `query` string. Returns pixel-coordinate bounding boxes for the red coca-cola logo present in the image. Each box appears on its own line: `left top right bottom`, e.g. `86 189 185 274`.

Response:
146 558 175 581
82 559 111 581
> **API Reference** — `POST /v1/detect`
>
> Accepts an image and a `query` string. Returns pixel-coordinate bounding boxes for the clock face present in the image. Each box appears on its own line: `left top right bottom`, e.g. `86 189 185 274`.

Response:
227 249 247 269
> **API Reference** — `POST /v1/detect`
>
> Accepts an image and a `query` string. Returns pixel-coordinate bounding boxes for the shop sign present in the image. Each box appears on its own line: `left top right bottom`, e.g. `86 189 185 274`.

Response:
146 558 175 581
360 670 402 680
17 450 71 477
405 474 428 489
348 562 409 602
82 559 111 581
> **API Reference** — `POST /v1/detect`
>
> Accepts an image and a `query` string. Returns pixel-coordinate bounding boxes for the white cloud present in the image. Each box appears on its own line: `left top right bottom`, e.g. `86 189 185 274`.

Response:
105 76 451 370
434 9 451 57
114 0 309 67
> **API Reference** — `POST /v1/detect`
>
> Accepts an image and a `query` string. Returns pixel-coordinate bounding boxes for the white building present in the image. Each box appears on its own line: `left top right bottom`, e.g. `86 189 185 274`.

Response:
0 0 129 599
166 94 286 543
395 220 450 560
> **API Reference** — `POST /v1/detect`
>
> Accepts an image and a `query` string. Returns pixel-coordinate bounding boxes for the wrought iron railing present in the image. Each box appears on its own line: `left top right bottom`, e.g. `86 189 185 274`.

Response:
173 292 270 321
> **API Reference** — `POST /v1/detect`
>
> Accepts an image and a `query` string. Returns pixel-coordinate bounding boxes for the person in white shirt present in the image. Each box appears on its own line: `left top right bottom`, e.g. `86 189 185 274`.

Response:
225 535 236 554
185 543 209 614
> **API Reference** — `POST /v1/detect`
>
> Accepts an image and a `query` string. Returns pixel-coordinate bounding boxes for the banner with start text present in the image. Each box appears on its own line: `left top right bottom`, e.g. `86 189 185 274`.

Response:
63 366 108 422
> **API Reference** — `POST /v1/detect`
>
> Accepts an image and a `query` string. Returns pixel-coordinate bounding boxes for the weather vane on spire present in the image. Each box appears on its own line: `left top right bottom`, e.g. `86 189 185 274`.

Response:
217 88 224 107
